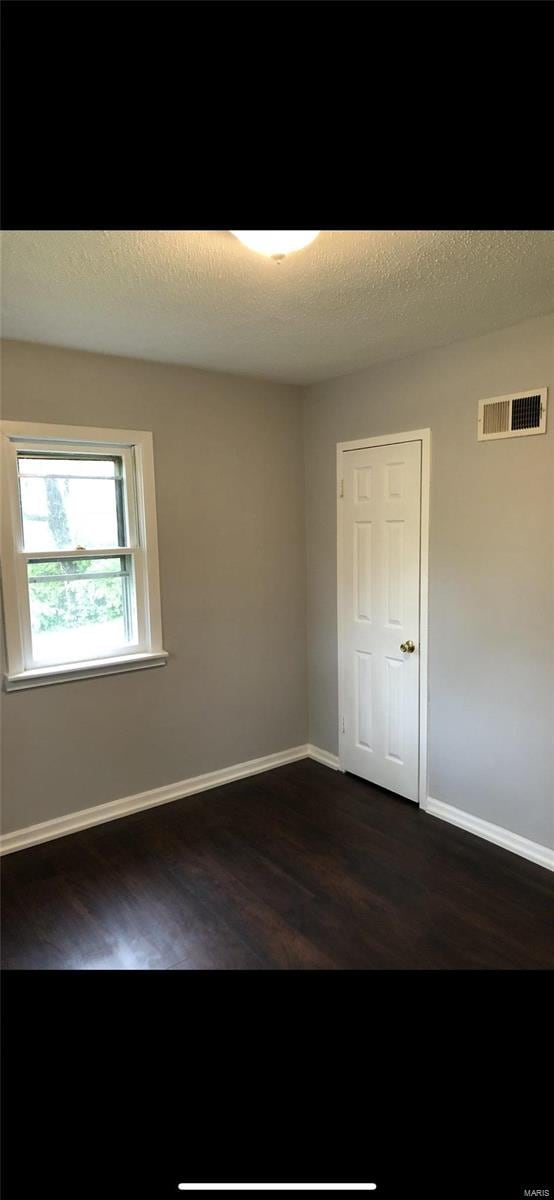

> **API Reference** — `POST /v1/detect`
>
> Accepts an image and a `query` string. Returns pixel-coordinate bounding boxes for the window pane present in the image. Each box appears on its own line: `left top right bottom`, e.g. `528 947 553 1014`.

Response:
18 456 119 478
27 557 136 664
28 557 125 578
18 455 126 551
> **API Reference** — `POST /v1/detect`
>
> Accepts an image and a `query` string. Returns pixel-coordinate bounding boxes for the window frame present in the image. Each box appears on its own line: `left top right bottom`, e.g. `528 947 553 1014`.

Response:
1 421 167 690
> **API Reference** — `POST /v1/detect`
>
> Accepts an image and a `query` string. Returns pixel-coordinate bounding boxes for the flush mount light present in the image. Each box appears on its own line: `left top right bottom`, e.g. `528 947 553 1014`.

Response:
230 230 320 261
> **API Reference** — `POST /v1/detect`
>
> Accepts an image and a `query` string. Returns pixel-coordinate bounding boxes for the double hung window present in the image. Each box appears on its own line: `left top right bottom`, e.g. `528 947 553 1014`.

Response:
1 422 166 689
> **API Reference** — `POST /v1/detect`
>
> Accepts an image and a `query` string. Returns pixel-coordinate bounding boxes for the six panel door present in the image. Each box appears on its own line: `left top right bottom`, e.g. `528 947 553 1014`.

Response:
339 440 422 802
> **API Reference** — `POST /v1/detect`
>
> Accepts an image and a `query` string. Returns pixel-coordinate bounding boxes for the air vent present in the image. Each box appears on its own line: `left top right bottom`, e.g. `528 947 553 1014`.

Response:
478 388 547 441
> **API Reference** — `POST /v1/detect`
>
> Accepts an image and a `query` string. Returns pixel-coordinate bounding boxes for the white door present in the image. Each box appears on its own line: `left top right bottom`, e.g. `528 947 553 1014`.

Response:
339 439 422 802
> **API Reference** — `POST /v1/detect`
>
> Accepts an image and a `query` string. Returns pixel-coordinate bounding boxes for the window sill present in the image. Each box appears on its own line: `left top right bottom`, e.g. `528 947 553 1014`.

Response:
4 651 169 691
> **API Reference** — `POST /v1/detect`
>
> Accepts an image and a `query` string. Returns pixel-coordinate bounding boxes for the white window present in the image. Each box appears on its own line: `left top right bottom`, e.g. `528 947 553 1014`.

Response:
1 422 167 690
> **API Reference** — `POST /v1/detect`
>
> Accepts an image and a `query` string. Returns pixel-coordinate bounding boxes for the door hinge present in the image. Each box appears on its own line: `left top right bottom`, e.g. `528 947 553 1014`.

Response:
339 479 344 498
341 715 345 733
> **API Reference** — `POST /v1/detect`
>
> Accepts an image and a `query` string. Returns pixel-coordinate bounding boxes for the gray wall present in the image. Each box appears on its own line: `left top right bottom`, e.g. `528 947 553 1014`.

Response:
0 340 308 833
303 313 554 848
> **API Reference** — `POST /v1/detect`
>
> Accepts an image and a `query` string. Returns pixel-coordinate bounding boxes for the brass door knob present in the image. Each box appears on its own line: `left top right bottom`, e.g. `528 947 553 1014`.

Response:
400 640 416 653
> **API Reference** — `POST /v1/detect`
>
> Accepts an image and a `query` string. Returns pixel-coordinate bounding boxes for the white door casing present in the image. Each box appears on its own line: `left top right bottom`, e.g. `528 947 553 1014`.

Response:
337 432 430 805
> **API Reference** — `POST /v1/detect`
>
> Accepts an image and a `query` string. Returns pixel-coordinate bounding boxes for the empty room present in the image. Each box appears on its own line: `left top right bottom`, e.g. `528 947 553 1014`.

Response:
1 229 553 970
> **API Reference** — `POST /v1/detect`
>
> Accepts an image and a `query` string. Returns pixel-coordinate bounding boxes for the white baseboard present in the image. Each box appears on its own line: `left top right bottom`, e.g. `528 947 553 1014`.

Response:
4 742 548 874
426 796 553 872
307 743 341 770
0 744 311 856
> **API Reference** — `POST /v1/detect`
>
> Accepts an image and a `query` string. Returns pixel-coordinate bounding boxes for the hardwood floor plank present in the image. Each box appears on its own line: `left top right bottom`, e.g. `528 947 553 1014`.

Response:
2 760 552 970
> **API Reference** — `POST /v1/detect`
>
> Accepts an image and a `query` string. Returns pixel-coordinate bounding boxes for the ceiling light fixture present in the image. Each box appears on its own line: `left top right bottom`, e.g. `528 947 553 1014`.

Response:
230 230 320 262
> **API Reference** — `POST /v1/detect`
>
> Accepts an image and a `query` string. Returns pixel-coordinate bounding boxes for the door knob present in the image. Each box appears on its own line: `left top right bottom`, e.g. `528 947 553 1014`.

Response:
400 639 416 653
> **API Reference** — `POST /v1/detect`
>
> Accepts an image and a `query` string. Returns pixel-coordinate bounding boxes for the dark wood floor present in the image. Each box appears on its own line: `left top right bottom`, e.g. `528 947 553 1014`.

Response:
1 760 552 969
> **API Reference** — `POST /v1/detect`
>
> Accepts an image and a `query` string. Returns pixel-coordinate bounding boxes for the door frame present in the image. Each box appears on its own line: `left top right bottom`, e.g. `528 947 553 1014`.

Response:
337 429 431 808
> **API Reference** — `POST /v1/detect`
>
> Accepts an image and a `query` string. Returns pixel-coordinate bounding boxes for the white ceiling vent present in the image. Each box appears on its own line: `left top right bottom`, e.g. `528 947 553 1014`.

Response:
478 388 547 441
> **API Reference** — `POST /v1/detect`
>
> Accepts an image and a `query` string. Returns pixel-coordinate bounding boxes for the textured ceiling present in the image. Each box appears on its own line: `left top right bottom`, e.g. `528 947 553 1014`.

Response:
2 230 554 384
